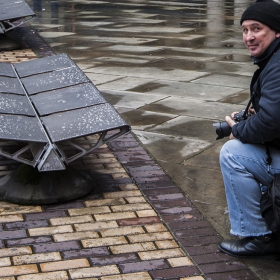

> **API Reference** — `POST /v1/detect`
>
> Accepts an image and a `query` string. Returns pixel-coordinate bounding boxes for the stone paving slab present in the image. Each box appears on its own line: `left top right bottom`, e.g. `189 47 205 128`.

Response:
129 81 243 101
133 130 212 163
141 95 245 120
84 66 209 83
100 89 166 109
98 77 156 91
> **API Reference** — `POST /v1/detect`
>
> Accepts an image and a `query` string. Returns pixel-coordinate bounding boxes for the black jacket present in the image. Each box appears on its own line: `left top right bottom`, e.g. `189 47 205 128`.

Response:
232 38 280 150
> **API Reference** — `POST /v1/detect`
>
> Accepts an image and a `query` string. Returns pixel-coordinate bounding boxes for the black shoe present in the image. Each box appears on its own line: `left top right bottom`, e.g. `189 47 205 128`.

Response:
219 234 280 260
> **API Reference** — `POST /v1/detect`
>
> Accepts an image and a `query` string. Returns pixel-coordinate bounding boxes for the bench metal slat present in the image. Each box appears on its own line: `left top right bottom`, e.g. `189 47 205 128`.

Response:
42 104 129 142
0 63 17 77
0 76 26 95
20 67 90 95
31 83 107 116
0 94 36 116
14 53 75 77
0 114 48 142
0 0 35 21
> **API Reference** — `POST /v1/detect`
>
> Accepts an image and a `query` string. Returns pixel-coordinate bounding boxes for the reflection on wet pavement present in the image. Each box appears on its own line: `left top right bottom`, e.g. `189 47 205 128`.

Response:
25 1 279 278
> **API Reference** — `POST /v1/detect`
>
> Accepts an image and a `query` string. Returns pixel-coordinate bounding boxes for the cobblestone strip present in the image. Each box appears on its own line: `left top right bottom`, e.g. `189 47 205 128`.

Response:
0 49 37 63
109 133 260 280
0 138 201 278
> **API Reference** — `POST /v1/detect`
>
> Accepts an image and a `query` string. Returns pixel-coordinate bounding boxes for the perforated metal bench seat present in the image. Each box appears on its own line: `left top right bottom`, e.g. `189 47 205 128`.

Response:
0 0 36 34
0 54 130 171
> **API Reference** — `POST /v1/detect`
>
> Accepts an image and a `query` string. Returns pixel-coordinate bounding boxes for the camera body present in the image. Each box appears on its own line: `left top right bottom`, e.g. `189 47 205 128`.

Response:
213 110 248 140
232 110 246 123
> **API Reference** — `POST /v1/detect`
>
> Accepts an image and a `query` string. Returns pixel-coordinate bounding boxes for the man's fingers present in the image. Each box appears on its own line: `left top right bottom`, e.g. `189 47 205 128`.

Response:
225 116 235 127
231 111 239 118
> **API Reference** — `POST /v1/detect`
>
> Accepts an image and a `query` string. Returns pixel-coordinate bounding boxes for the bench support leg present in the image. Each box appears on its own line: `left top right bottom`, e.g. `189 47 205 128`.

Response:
0 165 94 205
0 34 21 51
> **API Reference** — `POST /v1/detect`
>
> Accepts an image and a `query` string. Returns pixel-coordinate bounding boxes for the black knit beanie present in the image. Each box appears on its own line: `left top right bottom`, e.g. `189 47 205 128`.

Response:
240 0 280 32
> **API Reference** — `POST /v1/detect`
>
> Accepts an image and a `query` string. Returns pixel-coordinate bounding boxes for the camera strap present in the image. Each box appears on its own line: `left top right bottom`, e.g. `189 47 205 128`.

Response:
242 91 256 119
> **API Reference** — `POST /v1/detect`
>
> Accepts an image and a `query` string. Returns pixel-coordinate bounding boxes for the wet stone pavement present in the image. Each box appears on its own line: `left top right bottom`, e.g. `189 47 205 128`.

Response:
0 0 280 279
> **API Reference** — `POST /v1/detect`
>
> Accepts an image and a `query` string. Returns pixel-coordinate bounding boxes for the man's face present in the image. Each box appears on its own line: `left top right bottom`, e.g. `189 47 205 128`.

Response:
242 20 280 57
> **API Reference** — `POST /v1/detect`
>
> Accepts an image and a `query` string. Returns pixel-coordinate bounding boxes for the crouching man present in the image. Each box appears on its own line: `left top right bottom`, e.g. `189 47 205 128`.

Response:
219 0 280 259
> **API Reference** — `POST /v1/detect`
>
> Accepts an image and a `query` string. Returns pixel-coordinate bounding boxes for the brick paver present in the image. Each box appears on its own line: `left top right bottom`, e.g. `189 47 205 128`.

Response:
0 131 203 278
0 29 260 279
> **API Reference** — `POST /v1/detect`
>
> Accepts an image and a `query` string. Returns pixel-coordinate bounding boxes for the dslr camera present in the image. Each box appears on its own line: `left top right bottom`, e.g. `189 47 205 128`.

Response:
213 110 248 140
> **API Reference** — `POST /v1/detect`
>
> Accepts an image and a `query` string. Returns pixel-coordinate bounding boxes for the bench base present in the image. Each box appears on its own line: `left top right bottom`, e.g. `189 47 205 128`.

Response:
0 34 21 51
0 165 94 205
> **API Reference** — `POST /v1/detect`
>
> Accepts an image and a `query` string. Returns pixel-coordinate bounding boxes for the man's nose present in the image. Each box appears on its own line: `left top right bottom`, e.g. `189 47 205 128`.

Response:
245 31 255 41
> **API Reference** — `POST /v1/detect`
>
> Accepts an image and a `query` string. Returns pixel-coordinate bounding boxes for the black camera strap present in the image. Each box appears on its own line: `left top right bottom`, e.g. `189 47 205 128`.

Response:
242 91 256 119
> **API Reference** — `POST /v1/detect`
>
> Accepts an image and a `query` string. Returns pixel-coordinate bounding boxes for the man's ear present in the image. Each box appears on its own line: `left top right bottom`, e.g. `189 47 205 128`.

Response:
276 32 280 38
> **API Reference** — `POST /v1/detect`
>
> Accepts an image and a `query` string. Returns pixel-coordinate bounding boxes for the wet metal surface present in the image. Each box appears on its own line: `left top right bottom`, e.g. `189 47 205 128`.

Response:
21 66 89 94
0 114 47 142
43 103 128 142
0 94 35 115
24 0 280 278
0 0 36 33
0 77 25 95
0 53 130 171
31 83 106 115
15 51 75 76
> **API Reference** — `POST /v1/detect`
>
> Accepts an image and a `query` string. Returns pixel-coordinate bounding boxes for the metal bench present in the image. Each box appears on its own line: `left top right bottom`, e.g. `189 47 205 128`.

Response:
0 0 36 34
0 53 130 172
0 54 130 204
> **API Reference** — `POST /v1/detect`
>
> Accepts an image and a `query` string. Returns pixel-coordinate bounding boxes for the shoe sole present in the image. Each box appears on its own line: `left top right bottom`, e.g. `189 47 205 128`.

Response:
218 244 280 260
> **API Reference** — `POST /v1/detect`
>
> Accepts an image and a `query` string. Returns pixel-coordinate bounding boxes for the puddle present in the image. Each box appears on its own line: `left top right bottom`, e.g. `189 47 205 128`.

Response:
130 82 167 92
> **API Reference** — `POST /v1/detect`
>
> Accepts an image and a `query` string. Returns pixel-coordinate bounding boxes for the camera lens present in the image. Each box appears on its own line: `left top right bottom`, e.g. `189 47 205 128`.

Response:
213 121 232 140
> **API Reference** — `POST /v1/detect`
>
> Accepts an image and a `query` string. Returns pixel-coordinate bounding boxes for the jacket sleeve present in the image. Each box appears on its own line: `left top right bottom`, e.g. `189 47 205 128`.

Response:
232 57 280 144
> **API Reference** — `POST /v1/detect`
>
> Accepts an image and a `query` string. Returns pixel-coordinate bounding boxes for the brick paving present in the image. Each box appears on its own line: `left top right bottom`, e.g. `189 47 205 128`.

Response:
0 29 260 279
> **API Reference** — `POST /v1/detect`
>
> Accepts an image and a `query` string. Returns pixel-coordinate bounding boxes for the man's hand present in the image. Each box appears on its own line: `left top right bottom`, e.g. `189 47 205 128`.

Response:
225 116 236 139
248 107 255 115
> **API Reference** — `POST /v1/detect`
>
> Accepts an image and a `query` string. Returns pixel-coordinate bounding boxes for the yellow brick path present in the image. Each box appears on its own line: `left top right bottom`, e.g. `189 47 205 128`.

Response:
0 49 204 279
